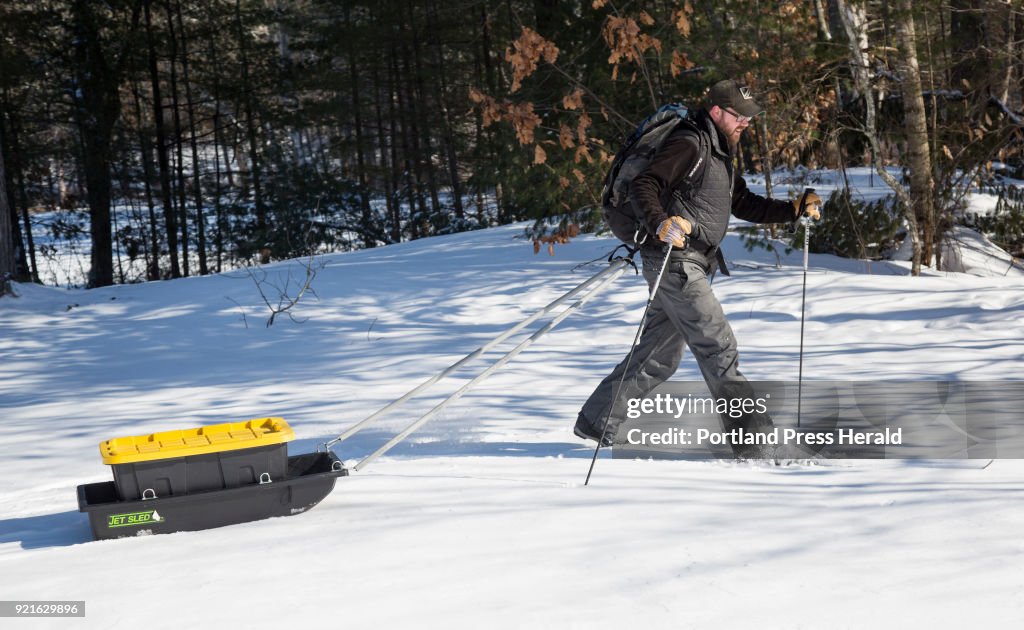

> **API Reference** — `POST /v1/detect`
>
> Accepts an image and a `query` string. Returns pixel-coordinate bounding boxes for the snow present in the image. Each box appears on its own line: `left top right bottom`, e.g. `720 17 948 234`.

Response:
2 218 1024 628
942 225 1022 276
745 165 902 203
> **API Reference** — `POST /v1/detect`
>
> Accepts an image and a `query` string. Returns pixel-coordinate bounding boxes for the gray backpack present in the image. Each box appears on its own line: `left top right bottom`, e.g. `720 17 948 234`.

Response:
601 104 706 246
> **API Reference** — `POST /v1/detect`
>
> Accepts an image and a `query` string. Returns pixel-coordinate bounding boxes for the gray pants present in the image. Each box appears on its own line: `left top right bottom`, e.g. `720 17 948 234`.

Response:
580 249 772 443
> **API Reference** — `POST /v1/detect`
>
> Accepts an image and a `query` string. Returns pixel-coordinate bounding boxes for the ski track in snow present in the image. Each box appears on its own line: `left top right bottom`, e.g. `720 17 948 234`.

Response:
2 214 1024 628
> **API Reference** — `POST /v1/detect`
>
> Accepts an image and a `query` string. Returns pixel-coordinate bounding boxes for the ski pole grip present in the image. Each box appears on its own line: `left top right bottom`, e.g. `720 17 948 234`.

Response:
798 187 816 220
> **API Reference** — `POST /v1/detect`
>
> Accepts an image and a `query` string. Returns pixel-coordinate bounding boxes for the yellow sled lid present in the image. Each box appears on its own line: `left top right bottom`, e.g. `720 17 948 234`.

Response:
100 417 295 465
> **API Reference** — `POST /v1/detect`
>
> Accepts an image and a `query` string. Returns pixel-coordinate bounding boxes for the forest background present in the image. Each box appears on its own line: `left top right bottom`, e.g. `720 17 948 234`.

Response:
1 0 1022 291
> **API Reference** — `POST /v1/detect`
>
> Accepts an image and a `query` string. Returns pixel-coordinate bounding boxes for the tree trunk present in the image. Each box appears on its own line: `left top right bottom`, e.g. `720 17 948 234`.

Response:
837 0 921 274
472 5 488 222
395 40 425 238
145 0 181 278
130 81 162 281
998 0 1015 105
1017 10 1024 109
836 0 876 145
69 1 125 288
949 0 990 113
387 42 404 243
0 123 15 295
895 0 935 275
991 0 1015 106
405 2 442 222
755 119 773 197
209 38 226 273
426 0 464 219
370 17 397 244
0 45 27 288
236 0 266 237
175 0 208 275
814 0 832 41
165 2 190 276
345 6 374 248
3 112 36 281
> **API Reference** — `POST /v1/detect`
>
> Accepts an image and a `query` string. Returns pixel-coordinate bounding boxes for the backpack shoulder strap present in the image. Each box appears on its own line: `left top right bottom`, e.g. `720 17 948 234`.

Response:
601 111 692 208
672 118 710 189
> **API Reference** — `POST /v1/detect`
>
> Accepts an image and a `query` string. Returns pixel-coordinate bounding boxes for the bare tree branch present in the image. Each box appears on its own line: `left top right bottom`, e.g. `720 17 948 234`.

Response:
245 253 326 327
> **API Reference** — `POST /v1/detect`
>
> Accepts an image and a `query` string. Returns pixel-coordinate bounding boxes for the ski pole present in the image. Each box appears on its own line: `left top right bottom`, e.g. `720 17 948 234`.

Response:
584 243 674 486
796 188 816 428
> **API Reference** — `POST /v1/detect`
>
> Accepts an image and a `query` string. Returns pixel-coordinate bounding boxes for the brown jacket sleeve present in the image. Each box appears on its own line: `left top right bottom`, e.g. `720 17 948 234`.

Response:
731 171 797 224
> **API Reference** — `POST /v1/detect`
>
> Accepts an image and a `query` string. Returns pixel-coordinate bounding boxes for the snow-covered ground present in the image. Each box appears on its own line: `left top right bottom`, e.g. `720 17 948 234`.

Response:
2 216 1024 628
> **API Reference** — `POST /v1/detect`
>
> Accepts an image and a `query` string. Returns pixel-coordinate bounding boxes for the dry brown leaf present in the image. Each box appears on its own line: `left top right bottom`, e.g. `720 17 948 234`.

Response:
562 88 585 110
670 50 696 77
506 27 560 93
673 10 691 37
469 89 502 127
572 168 586 184
576 111 592 145
604 17 641 65
507 102 541 145
534 144 547 165
559 124 575 149
603 14 663 74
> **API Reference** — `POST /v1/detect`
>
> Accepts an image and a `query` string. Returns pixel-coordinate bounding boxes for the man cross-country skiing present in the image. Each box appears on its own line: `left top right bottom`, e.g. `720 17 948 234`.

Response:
574 79 822 458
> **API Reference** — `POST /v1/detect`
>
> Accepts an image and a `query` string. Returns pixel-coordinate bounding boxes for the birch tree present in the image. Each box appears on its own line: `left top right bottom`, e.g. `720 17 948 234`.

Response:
836 0 926 275
895 0 936 275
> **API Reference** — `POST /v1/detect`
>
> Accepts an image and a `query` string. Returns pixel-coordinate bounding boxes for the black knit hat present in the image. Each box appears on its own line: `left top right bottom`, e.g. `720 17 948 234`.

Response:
707 79 764 118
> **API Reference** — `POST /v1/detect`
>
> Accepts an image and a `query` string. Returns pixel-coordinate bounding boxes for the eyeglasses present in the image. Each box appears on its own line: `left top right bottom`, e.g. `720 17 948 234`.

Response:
721 108 752 124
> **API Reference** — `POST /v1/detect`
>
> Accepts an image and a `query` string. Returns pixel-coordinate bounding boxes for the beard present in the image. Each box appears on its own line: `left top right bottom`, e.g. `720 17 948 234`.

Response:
727 128 744 148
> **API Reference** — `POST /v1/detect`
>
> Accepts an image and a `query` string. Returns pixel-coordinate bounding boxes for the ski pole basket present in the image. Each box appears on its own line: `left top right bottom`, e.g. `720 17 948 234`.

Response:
78 418 347 540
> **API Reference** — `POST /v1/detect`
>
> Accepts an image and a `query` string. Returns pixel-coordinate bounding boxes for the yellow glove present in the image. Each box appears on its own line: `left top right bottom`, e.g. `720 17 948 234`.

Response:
793 192 822 220
656 216 692 248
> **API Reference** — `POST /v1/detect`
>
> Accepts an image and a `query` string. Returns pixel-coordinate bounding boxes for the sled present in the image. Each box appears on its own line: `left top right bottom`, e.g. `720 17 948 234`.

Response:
77 418 347 540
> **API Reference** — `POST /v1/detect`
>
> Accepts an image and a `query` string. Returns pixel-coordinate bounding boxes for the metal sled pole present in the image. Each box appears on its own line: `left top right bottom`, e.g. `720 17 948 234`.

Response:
323 259 630 451
354 263 630 471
